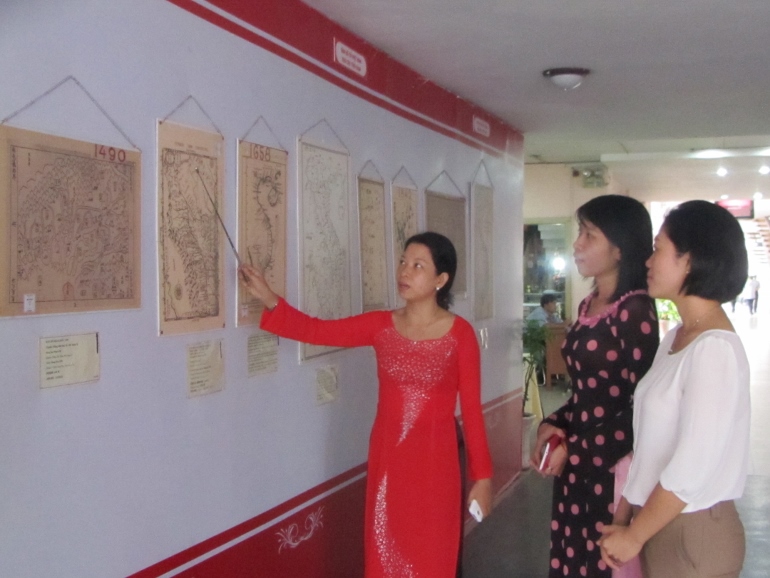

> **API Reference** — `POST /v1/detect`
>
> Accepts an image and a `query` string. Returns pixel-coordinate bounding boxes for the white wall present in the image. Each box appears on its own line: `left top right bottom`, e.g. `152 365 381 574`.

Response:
0 1 523 576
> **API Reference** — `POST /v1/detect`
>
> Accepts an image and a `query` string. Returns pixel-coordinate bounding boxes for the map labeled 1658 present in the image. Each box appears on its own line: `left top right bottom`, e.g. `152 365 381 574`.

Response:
0 125 141 316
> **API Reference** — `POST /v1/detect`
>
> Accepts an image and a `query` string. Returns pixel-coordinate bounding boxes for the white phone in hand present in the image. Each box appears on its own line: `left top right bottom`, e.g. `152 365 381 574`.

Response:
469 499 484 523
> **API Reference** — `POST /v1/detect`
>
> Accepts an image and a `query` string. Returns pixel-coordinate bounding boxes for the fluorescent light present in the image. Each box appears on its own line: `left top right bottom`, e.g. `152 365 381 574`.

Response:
760 165 770 175
720 194 729 199
693 149 731 159
716 167 728 177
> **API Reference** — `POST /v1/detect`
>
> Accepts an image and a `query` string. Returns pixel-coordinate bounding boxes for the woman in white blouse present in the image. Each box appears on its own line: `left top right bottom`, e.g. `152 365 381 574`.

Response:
598 200 750 578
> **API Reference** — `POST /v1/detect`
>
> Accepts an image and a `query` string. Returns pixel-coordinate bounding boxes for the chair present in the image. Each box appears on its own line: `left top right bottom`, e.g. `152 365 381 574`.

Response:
544 323 568 389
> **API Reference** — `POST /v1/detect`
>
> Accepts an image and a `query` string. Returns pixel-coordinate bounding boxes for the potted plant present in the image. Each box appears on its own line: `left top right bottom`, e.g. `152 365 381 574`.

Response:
655 299 681 336
521 320 549 467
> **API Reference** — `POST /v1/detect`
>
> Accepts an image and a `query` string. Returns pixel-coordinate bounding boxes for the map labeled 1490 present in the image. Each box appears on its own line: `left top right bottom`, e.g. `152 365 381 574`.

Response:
0 125 141 316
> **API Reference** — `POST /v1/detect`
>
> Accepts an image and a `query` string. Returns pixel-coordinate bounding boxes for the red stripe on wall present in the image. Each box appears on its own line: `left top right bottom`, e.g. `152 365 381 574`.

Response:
164 0 523 157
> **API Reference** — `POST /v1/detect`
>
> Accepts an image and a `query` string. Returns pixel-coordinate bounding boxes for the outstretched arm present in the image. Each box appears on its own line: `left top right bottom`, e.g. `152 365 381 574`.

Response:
241 264 383 348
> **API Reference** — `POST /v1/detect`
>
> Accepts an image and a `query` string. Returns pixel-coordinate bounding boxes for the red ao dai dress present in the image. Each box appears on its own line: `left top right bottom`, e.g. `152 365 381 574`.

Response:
260 299 493 578
541 291 658 578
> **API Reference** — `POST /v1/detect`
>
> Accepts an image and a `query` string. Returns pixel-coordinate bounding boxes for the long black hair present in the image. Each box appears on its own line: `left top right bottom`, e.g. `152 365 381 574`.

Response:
576 195 653 302
404 231 457 310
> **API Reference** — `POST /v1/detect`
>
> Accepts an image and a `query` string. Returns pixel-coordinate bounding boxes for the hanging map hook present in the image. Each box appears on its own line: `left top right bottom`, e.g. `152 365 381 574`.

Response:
1 75 140 151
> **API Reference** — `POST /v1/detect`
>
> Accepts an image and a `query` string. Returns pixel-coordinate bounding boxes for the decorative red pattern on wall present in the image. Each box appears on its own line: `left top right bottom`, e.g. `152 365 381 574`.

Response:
175 480 366 577
164 0 523 157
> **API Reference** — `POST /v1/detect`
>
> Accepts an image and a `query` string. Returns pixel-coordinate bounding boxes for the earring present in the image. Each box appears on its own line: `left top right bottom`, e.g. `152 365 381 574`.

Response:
436 286 441 291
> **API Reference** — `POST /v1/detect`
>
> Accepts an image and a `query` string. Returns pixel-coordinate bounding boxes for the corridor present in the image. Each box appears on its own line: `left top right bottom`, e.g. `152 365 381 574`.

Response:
463 307 770 577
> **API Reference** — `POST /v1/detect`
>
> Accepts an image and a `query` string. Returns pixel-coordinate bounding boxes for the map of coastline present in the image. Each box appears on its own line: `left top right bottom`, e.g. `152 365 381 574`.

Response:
300 141 352 359
358 178 388 311
237 141 287 326
157 122 225 335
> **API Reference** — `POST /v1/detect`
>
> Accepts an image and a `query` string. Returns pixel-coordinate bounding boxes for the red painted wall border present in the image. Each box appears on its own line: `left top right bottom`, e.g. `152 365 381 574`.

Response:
165 0 523 158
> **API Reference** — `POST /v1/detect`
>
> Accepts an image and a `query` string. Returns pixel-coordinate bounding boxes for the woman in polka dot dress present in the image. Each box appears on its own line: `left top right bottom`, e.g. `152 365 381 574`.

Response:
532 195 659 578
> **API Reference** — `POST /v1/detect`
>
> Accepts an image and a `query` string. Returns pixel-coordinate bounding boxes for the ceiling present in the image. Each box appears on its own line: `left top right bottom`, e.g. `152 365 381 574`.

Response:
301 0 770 201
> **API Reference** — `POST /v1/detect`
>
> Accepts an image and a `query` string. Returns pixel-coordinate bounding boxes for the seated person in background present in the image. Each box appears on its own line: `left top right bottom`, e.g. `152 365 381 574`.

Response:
527 293 562 326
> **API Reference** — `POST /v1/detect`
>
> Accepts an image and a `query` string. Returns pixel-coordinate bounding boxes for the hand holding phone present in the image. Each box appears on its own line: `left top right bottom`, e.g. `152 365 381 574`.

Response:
539 434 563 471
469 499 484 523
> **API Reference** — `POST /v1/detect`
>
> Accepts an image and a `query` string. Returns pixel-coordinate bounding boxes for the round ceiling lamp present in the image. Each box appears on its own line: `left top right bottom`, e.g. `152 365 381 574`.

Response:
542 67 591 90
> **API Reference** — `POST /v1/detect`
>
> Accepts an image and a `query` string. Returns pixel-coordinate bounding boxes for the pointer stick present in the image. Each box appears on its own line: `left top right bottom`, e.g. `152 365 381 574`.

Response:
194 167 247 267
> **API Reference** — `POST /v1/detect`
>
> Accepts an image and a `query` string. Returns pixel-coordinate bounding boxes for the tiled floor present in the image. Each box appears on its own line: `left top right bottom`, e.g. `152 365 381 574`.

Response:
463 307 770 577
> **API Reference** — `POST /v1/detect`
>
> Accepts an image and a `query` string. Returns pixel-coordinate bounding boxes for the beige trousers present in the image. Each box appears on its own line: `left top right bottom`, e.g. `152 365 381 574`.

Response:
640 501 745 578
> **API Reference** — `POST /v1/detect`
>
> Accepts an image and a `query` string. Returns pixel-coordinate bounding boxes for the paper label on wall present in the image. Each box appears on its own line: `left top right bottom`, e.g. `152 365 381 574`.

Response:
315 365 339 405
187 339 224 397
247 332 278 376
40 333 100 389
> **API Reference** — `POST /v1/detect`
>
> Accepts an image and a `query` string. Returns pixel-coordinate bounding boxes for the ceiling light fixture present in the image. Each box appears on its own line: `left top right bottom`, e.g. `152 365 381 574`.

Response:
716 167 728 177
754 192 764 200
542 67 591 90
760 165 770 175
720 194 729 199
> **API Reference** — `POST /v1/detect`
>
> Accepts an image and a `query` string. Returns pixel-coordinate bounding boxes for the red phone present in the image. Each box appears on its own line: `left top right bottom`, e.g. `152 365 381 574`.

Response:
539 434 562 470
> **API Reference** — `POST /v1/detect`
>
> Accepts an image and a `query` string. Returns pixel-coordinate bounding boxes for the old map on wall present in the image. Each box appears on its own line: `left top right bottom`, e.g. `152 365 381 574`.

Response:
391 185 419 306
236 141 287 326
0 125 140 316
299 141 352 360
358 178 388 311
425 191 467 296
472 183 494 320
157 121 225 335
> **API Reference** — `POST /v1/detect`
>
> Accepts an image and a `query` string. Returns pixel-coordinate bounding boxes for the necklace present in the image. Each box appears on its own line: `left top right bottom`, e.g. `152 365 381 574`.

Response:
669 305 722 353
680 305 722 334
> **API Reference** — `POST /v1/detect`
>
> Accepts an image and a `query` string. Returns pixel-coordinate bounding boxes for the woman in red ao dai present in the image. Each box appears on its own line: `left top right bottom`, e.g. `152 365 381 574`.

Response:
240 232 492 578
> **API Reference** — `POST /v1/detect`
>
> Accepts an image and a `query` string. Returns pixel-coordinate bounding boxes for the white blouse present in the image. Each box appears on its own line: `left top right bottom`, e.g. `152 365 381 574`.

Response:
622 328 751 513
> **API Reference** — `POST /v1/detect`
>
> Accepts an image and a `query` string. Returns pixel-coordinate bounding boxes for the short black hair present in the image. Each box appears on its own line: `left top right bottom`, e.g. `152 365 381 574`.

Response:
540 293 558 307
404 231 457 310
576 195 653 302
662 200 748 303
